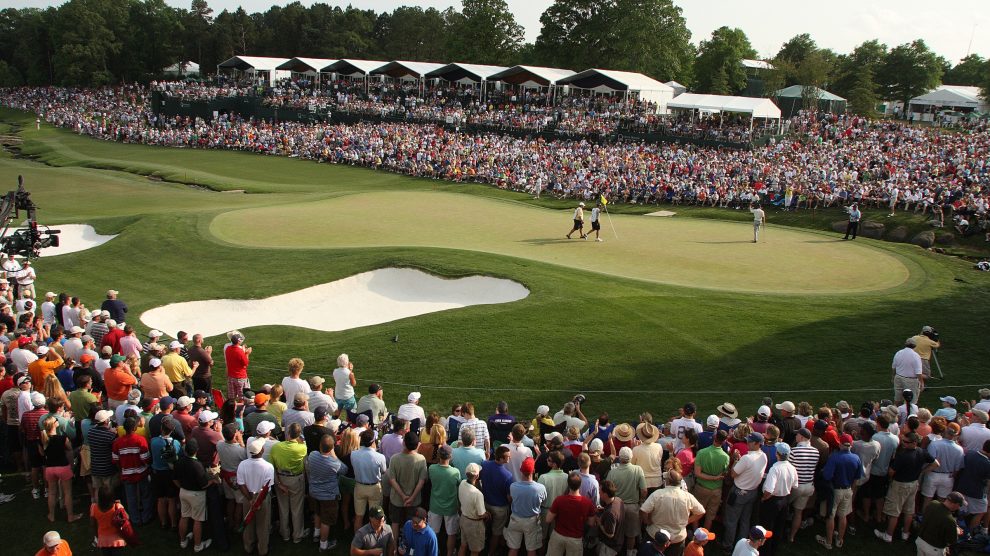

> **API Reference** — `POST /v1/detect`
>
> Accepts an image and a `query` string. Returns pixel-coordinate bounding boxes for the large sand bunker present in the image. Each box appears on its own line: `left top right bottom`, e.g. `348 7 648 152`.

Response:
14 224 117 257
141 268 530 337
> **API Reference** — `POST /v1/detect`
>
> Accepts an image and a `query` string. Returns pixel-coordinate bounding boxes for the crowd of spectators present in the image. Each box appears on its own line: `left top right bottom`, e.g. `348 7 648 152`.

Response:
2 86 990 239
3 279 990 556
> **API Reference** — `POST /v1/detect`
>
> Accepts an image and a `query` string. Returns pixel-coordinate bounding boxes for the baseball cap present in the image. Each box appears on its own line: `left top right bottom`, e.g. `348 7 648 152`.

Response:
520 457 536 475
757 405 771 417
69 326 84 334
107 289 119 296
750 526 772 540
43 531 62 548
36 345 49 356
127 389 142 402
356 414 370 426
80 354 95 364
814 419 829 432
652 529 670 546
101 345 113 355
175 396 193 408
247 437 266 455
148 357 161 368
796 427 812 439
693 528 716 541
198 410 219 423
437 444 453 459
367 506 385 519
980 388 990 398
16 375 30 386
148 329 163 338
82 335 94 343
940 396 958 405
746 432 765 444
536 404 550 416
256 421 276 435
94 409 114 423
775 401 796 413
159 396 176 409
109 354 126 366
840 433 854 445
31 392 45 407
254 393 270 406
408 391 421 402
308 376 325 388
168 340 182 350
774 442 791 457
314 406 329 421
543 431 563 443
588 438 604 454
706 414 719 428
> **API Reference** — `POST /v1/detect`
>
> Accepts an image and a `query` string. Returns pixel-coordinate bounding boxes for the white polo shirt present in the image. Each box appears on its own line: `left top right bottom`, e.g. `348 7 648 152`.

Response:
732 450 767 491
762 460 798 497
892 347 922 378
237 456 275 494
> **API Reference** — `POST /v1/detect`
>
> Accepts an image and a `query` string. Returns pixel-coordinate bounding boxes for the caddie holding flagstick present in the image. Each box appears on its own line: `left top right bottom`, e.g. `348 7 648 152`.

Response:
749 201 766 243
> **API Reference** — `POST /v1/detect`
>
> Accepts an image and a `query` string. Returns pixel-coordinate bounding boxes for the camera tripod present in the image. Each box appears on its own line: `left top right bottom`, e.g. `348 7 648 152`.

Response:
930 349 945 380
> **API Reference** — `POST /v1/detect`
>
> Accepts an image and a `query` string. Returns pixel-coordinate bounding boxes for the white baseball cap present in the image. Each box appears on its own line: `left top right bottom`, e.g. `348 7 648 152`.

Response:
148 358 162 368
169 340 182 350
248 437 266 455
256 421 276 435
149 329 163 338
408 391 421 402
198 410 219 423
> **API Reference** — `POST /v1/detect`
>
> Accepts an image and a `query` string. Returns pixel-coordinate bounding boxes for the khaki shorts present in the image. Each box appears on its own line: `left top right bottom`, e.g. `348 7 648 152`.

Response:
789 483 815 511
460 517 486 551
622 502 641 538
691 484 722 517
428 512 460 535
830 488 853 517
504 514 542 550
222 480 246 503
92 474 118 493
547 530 583 556
883 480 919 517
180 488 207 522
79 444 92 477
354 482 382 516
486 504 509 537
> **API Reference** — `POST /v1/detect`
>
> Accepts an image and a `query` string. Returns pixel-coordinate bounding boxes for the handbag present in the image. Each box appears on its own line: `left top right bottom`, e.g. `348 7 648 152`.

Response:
111 501 141 546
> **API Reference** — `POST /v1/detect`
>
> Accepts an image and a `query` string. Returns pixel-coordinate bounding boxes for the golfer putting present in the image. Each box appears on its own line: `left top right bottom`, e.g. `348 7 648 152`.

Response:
566 201 586 239
750 202 766 243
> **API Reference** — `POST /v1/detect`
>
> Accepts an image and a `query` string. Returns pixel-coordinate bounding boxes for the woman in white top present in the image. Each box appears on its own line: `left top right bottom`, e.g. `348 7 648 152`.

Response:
332 353 357 412
280 357 310 406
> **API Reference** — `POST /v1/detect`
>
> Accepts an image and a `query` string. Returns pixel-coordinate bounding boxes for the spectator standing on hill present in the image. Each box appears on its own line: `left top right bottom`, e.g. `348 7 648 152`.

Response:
187 334 213 393
333 353 357 413
100 289 127 323
893 337 923 404
224 332 251 400
911 326 941 382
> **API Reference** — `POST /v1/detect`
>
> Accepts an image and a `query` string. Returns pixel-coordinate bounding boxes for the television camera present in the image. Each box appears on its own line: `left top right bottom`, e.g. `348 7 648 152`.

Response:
0 176 60 259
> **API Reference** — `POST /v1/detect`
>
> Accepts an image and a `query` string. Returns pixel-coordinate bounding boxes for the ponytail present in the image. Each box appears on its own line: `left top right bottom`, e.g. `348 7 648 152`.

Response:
40 416 57 450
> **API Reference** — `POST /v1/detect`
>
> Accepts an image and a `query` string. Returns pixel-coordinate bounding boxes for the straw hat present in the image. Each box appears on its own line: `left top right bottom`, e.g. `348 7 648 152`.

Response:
717 402 738 419
636 422 660 443
614 423 635 442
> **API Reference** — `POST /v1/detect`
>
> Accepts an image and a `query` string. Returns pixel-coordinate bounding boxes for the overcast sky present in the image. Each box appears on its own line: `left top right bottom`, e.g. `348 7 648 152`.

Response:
5 0 988 62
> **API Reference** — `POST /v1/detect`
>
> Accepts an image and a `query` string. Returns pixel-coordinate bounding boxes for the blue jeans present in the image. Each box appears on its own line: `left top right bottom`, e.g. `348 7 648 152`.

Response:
722 486 759 547
124 478 154 525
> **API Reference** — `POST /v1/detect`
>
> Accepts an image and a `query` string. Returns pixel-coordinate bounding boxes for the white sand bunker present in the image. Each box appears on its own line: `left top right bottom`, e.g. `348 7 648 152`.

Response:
141 268 530 337
13 224 117 256
645 210 677 217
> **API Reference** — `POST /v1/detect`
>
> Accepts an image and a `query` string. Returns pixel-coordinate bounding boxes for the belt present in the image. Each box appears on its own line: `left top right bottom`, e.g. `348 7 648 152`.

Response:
357 481 379 486
277 471 302 477
833 486 852 490
463 516 484 521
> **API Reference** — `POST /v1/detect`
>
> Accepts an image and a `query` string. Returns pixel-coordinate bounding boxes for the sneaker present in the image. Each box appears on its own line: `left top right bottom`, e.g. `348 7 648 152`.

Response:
874 529 892 543
31 488 39 500
901 531 910 541
294 528 312 543
194 539 212 552
313 530 320 543
801 518 814 529
320 539 338 552
835 538 844 548
180 532 193 548
584 235 588 240
596 238 603 242
815 534 832 550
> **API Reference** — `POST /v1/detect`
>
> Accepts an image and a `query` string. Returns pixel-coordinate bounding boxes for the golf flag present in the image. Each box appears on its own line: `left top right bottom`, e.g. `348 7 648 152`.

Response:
239 484 270 532
600 194 608 207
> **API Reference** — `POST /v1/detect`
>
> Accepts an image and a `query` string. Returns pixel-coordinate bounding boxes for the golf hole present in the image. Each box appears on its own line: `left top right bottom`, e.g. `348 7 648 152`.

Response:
140 267 530 337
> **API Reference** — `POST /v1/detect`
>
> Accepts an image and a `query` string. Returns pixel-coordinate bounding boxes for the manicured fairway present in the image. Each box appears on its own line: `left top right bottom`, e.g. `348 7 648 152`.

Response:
212 191 911 294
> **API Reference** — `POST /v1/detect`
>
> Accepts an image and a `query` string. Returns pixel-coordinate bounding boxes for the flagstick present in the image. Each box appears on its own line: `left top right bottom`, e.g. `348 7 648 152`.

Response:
604 205 618 239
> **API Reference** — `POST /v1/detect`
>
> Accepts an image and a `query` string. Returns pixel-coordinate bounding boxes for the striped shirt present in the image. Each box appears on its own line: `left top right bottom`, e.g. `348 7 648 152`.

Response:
112 433 150 482
463 418 490 452
88 425 119 477
20 407 47 441
788 442 820 485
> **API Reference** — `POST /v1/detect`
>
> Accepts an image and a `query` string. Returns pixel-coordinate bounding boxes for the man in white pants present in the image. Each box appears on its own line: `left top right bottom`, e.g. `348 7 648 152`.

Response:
749 202 766 243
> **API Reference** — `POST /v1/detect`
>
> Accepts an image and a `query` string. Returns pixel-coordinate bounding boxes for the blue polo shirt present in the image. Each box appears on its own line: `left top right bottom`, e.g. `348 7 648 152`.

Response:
479 460 513 507
402 520 438 556
508 480 546 518
821 449 864 488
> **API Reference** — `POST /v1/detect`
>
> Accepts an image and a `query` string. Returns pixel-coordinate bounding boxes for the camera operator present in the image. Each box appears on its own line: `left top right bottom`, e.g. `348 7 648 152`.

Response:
553 395 589 432
911 326 942 380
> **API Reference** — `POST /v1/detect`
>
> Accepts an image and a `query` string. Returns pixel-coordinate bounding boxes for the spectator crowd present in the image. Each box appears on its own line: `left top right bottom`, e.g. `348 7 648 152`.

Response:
1 276 989 556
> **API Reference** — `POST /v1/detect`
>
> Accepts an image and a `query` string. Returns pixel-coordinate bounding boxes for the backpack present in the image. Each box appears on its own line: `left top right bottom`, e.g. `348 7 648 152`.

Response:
160 437 178 468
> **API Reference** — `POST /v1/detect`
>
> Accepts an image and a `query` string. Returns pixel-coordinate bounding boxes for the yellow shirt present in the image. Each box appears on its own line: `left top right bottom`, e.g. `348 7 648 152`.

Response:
161 352 193 383
912 335 940 360
269 440 307 474
269 401 287 425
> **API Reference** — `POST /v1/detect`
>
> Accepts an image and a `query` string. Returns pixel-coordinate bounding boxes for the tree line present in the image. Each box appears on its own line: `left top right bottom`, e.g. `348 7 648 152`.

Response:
0 0 987 115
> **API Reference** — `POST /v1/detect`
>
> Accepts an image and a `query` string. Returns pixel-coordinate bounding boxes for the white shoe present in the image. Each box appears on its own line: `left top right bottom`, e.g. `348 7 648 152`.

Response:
180 532 193 548
596 238 603 242
874 529 892 543
194 539 212 552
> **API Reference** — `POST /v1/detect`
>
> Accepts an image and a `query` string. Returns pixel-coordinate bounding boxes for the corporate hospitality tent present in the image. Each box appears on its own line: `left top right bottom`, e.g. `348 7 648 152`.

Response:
371 61 445 79
773 85 846 118
665 81 687 97
487 65 576 87
425 63 509 98
163 61 200 77
217 56 291 85
667 93 783 132
909 85 988 116
277 58 337 83
321 59 389 78
556 69 675 112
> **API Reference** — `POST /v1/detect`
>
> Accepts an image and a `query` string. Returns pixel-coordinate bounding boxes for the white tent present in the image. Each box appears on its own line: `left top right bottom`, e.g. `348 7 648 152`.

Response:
487 65 577 87
667 93 782 119
321 59 389 77
371 61 446 79
277 58 337 80
665 80 687 97
910 85 987 112
163 61 200 76
741 59 775 71
217 56 291 85
556 69 675 112
425 63 509 84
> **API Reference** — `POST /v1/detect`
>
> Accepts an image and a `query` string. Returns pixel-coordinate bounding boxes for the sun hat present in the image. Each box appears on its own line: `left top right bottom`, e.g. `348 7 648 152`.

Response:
637 422 660 443
717 402 738 419
614 423 635 442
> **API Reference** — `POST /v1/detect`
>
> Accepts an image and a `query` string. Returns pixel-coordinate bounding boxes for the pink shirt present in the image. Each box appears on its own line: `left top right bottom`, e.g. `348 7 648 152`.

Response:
119 335 142 359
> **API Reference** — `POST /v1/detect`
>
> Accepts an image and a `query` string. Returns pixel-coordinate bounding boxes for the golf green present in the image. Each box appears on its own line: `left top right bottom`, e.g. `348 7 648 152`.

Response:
210 191 912 294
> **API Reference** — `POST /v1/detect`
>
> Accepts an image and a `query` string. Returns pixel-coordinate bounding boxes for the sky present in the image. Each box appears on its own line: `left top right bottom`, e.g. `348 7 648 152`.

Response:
4 0 988 63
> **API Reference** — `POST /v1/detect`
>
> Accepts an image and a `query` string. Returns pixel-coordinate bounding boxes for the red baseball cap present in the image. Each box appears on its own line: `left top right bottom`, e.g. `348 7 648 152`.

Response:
839 433 854 445
520 457 535 475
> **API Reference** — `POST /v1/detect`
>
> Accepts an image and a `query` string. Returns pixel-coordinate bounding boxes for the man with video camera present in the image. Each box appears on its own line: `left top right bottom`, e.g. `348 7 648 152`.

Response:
911 326 942 381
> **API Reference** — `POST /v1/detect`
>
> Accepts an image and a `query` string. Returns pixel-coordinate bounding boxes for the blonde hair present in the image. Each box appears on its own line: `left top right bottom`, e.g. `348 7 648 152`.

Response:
270 384 284 403
40 416 58 449
42 374 66 406
338 427 360 457
288 358 305 375
428 423 447 446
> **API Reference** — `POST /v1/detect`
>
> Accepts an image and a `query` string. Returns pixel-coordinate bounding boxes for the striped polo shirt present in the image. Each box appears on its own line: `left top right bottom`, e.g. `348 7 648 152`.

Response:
112 433 150 482
88 425 119 477
788 442 820 484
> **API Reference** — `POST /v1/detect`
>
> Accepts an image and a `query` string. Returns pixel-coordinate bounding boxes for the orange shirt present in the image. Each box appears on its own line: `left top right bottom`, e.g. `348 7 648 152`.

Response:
90 503 126 547
28 358 61 388
104 367 137 401
684 541 705 556
35 540 72 556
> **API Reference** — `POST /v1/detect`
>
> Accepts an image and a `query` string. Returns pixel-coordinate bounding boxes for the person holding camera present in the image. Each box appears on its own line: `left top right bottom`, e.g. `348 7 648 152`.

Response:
553 396 588 433
911 326 941 381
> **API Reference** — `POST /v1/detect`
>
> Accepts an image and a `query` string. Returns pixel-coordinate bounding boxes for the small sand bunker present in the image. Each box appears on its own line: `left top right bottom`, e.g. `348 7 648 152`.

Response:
645 210 676 217
141 268 530 337
13 224 117 257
